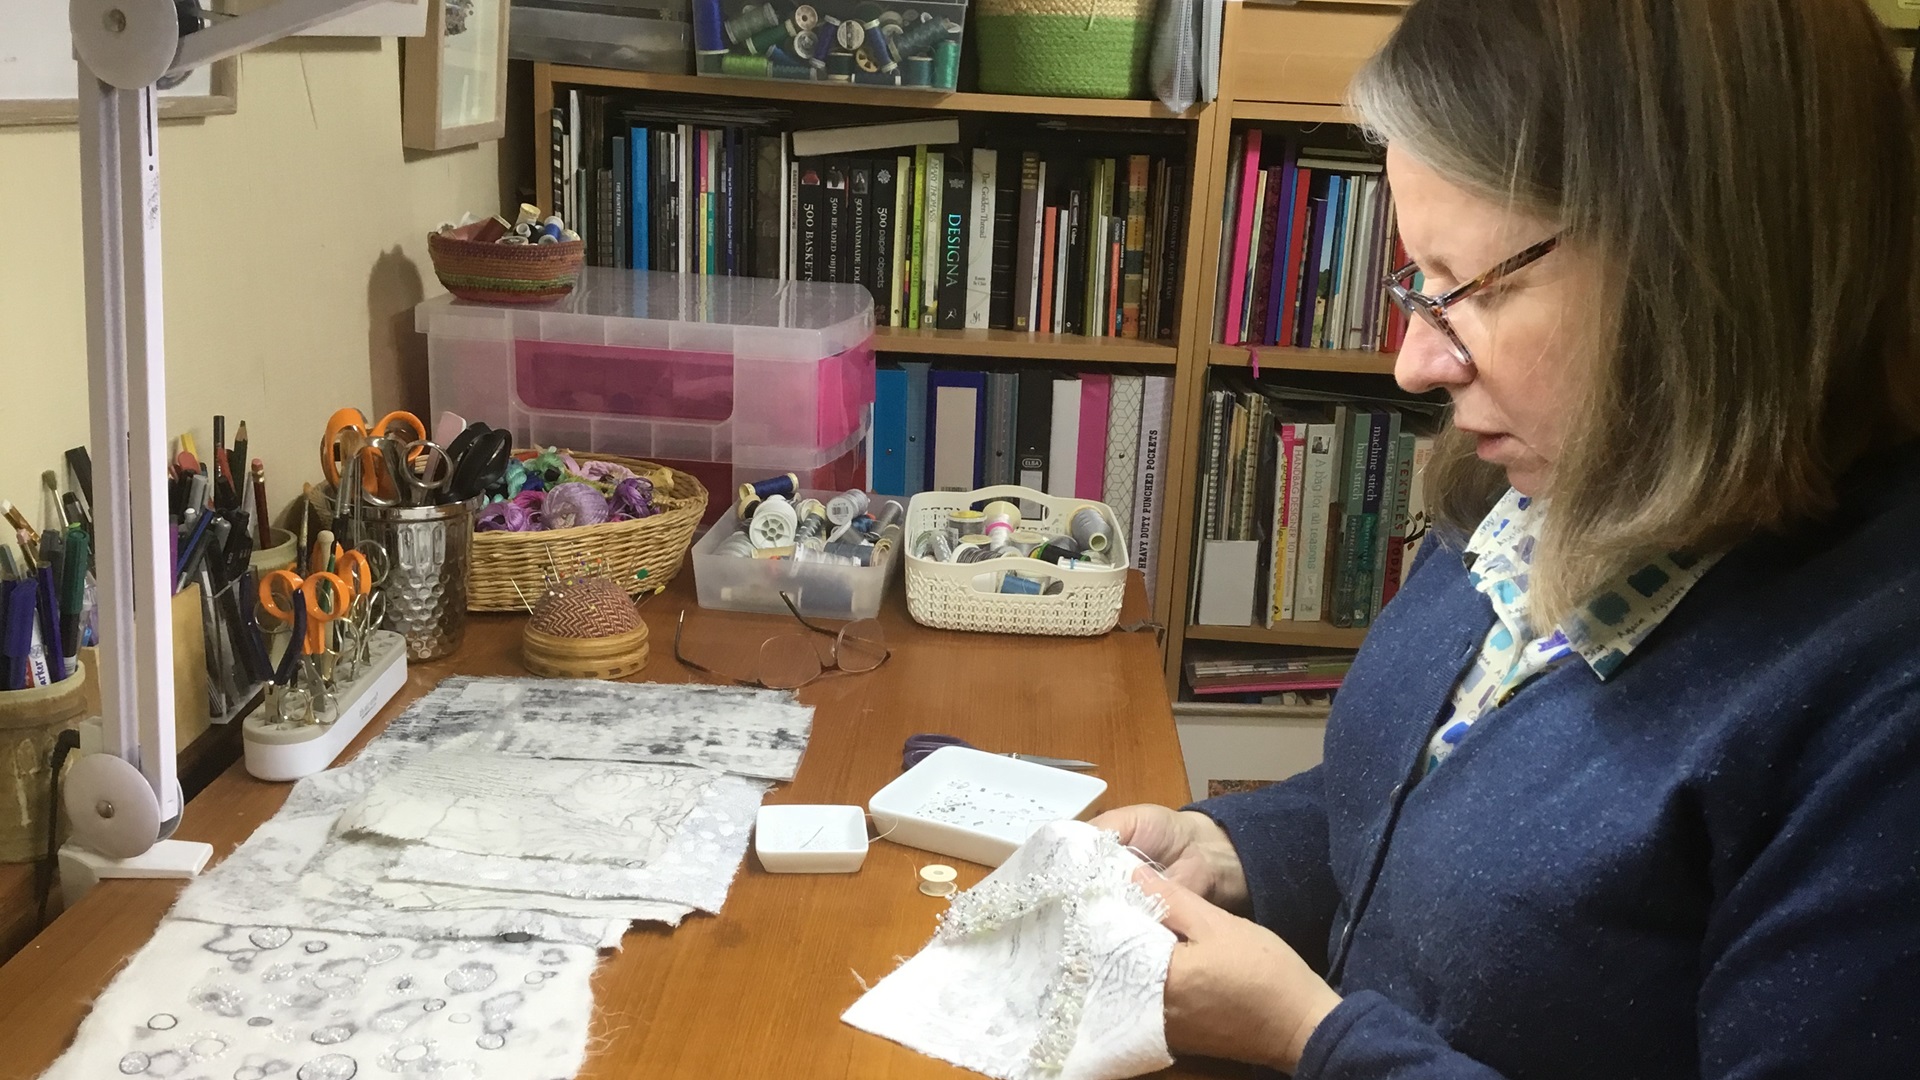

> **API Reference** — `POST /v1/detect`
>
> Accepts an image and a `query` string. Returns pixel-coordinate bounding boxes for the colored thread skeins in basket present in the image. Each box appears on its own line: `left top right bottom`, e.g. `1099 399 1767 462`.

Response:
475 449 660 533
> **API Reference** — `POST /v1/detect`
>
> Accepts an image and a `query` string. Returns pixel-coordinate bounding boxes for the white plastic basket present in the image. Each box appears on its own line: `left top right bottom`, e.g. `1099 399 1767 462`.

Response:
904 485 1129 636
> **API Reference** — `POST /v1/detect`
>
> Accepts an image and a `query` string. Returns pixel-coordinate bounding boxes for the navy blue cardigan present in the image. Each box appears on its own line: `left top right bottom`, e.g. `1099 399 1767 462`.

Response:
1192 442 1920 1079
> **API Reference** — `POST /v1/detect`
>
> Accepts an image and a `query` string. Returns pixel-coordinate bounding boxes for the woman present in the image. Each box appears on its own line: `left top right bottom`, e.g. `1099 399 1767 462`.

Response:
1100 1 1920 1076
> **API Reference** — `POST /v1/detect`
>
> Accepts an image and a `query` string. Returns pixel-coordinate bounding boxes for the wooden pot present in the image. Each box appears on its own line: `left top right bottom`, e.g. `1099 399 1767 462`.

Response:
521 623 650 680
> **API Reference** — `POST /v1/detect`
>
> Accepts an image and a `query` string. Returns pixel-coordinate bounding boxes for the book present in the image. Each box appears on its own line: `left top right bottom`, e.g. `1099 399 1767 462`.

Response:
796 164 824 282
1051 203 1071 333
910 146 928 328
1063 188 1086 335
1039 207 1058 334
610 135 628 270
1367 408 1404 621
1047 376 1082 498
1261 147 1298 344
1104 375 1144 541
1299 175 1334 347
1381 429 1416 610
1278 166 1313 347
849 163 871 294
984 371 1018 487
1294 416 1342 622
791 117 962 157
631 129 651 271
1122 154 1150 338
550 106 566 221
1239 169 1268 343
1133 376 1174 602
873 366 910 496
1156 164 1185 341
1274 424 1306 623
869 158 897 313
1012 152 1042 331
1029 160 1049 331
1402 435 1436 584
890 153 912 326
1223 128 1263 346
989 159 1019 330
922 149 946 328
939 151 969 329
1076 373 1110 502
824 164 848 284
901 361 931 500
1015 368 1053 495
1212 133 1243 342
929 370 987 492
966 149 997 329
1331 408 1374 628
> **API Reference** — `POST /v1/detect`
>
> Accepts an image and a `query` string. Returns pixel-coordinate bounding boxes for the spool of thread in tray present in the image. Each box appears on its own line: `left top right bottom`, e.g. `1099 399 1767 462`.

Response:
981 500 1020 544
740 472 799 504
826 488 870 526
793 498 830 549
1069 506 1112 554
913 529 954 562
948 509 986 537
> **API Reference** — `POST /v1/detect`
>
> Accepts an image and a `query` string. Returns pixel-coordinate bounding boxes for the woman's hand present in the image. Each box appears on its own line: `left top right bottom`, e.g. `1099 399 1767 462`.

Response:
1090 804 1252 914
1138 871 1342 1074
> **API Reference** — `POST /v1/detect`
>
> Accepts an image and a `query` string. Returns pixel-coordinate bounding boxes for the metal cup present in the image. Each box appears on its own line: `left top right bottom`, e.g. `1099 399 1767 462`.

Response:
340 497 479 660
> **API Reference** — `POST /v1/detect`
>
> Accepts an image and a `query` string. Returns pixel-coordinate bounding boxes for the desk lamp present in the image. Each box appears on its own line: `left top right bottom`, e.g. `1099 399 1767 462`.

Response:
58 0 386 902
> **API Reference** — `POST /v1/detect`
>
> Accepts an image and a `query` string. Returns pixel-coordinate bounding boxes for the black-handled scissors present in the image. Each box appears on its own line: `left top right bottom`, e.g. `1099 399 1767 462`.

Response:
444 423 513 501
903 733 1097 772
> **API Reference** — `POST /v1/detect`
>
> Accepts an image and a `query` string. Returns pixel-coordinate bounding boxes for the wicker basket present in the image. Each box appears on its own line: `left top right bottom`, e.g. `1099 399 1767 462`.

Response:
904 486 1128 636
427 231 585 304
468 456 710 611
974 0 1155 99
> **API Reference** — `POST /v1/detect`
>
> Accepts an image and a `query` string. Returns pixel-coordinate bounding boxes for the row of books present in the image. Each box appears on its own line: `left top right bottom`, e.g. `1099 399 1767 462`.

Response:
1190 383 1438 631
1184 652 1354 697
1214 130 1410 353
548 96 1188 340
796 146 1187 341
872 364 1175 603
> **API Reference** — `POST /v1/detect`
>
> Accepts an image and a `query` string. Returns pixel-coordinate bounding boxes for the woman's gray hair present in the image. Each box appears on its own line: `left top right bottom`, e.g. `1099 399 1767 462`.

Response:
1351 0 1920 624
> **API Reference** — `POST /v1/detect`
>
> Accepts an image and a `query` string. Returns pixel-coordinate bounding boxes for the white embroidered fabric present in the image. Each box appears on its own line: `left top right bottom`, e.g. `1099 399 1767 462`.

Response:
380 774 771 914
336 751 713 866
395 677 813 780
37 920 599 1080
842 821 1176 1080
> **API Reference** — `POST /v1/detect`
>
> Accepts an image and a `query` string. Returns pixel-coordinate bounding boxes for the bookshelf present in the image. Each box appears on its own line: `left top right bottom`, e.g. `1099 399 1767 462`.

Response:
525 1 1406 697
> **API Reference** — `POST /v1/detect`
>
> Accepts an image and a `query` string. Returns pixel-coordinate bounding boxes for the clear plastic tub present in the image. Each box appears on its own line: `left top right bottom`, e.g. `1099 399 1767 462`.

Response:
418 268 877 522
510 1 694 74
692 488 899 619
691 0 970 91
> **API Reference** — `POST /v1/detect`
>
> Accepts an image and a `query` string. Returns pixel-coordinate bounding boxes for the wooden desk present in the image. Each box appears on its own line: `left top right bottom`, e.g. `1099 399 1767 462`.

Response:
0 573 1237 1080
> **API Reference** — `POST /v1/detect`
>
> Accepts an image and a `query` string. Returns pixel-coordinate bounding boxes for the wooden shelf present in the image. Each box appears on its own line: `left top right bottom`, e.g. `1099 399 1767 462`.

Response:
543 66 1199 121
1230 101 1356 124
1185 622 1369 650
1209 343 1397 375
872 326 1179 365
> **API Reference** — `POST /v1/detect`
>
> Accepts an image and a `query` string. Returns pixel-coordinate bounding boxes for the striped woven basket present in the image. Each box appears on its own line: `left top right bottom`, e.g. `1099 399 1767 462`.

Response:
468 455 710 611
974 0 1155 99
427 231 585 304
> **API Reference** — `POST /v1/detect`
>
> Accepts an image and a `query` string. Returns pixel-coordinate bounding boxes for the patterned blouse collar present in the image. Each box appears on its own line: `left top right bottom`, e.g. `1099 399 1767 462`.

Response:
1462 489 1719 680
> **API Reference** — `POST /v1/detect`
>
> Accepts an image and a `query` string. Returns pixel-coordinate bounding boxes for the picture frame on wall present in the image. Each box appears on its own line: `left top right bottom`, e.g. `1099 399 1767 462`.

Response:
1 3 237 127
403 0 512 151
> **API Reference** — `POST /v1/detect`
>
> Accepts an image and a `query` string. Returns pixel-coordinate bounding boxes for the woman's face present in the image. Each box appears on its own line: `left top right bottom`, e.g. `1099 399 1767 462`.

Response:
1387 146 1592 497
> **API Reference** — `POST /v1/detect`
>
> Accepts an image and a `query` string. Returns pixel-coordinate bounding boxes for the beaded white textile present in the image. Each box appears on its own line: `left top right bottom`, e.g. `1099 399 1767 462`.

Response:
842 821 1176 1080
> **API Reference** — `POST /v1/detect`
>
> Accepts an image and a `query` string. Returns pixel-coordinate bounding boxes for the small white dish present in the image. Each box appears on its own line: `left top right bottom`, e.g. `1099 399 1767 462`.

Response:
754 804 870 873
867 745 1108 867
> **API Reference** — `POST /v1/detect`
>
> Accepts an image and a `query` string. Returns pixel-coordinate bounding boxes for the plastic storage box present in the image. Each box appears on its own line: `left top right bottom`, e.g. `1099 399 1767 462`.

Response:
419 268 876 522
693 0 968 91
510 0 694 74
693 489 900 619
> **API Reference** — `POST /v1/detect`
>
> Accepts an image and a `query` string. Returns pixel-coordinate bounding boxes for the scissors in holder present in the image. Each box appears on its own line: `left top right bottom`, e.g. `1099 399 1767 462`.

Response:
333 540 388 681
321 408 428 495
901 733 1098 772
260 569 350 722
443 422 513 501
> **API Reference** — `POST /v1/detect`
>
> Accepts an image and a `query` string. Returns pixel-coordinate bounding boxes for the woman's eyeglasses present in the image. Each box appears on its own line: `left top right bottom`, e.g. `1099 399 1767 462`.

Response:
674 592 890 691
1382 235 1559 365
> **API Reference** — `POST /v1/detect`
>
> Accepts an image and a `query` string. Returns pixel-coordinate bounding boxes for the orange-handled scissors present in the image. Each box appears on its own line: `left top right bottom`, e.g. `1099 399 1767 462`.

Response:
321 408 428 490
260 569 352 657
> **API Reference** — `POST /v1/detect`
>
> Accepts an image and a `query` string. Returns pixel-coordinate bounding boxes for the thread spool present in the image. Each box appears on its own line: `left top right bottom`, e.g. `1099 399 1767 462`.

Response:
811 20 840 61
826 489 871 526
791 3 819 29
858 21 898 73
769 58 816 79
892 16 949 56
1069 506 1112 553
793 498 830 549
749 495 798 549
1057 556 1107 570
949 509 986 536
497 235 530 246
795 546 860 566
746 21 790 54
874 523 903 555
692 0 726 50
826 51 855 80
751 545 796 560
932 39 960 89
955 536 994 564
722 54 772 77
741 473 800 502
724 1 779 43
901 55 932 87
823 540 875 566
919 880 956 898
1000 573 1044 595
919 864 956 884
851 513 878 535
737 492 762 525
1007 529 1048 556
716 531 756 558
835 17 865 50
873 500 904 534
913 529 954 561
1032 538 1083 564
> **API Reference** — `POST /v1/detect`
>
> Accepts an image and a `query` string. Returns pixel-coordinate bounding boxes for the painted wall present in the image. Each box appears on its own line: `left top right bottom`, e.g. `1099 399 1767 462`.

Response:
0 39 500 532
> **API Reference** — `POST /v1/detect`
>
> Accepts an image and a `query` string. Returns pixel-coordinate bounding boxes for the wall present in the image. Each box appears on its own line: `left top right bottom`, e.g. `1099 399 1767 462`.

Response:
0 39 502 529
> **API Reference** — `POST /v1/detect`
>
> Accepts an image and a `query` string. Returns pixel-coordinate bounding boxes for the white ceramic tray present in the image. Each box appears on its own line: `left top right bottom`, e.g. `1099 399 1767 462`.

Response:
866 745 1108 867
755 804 870 873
